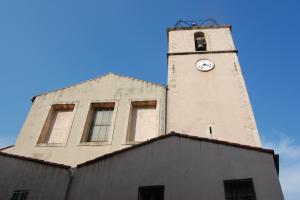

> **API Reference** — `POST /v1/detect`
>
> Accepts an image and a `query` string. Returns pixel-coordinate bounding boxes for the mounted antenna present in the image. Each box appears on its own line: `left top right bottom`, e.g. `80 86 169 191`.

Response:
175 18 219 28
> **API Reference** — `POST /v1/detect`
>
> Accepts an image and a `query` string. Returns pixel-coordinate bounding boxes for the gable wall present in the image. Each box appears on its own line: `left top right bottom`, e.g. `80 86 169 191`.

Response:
4 74 166 166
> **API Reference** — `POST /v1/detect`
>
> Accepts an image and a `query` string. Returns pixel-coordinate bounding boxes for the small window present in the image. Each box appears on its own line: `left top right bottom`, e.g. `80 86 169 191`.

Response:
194 32 206 51
81 102 115 143
138 185 164 200
224 178 257 200
10 190 29 200
38 104 75 144
126 101 158 142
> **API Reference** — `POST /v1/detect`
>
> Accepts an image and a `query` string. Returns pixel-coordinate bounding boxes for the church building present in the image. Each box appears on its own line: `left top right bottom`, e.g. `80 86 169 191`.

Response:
0 23 284 200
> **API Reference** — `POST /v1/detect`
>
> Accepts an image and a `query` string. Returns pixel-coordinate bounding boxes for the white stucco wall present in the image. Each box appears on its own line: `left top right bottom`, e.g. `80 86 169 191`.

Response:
68 135 284 200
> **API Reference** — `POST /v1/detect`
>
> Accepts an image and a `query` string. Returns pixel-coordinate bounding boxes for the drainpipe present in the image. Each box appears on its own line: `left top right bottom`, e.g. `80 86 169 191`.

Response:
64 168 75 200
274 154 280 175
165 85 168 135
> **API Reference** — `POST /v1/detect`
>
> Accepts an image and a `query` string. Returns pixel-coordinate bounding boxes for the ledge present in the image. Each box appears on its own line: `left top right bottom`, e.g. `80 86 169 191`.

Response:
78 142 112 146
123 141 142 145
36 143 66 147
168 50 238 56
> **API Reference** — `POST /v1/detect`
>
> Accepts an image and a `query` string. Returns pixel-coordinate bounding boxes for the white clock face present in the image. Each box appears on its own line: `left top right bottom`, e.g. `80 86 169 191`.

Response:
196 59 215 72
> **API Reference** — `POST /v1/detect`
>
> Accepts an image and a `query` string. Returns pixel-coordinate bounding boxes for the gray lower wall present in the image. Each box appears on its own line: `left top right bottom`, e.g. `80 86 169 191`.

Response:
0 155 70 200
68 136 284 200
0 136 284 200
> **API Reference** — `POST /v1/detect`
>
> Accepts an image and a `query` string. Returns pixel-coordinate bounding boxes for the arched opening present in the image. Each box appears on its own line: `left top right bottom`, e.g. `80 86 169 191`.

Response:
194 32 207 51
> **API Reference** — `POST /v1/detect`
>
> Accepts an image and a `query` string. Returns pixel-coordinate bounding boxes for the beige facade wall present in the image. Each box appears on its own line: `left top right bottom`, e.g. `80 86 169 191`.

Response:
68 136 283 200
4 73 166 166
3 26 261 165
167 27 261 147
168 26 235 53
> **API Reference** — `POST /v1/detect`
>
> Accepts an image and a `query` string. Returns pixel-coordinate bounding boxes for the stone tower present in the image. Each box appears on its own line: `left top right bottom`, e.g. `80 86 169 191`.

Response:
167 25 261 147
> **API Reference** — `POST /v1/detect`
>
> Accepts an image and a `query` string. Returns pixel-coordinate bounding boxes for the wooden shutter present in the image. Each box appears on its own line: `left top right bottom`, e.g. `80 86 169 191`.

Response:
47 110 73 144
130 105 157 141
88 109 113 142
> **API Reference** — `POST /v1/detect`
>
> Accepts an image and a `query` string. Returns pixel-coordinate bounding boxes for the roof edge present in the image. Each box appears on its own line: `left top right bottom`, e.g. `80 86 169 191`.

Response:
0 145 14 151
167 24 232 32
0 151 71 169
31 72 166 101
77 132 274 168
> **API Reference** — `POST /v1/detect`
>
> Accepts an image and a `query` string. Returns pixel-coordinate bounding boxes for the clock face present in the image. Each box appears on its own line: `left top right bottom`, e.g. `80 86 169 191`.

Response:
196 59 215 72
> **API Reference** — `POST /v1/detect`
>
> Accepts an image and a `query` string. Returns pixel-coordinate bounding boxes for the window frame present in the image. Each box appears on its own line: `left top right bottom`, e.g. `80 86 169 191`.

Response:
223 178 257 200
10 190 30 200
194 31 207 51
125 99 160 144
138 185 164 200
80 101 117 146
36 103 77 147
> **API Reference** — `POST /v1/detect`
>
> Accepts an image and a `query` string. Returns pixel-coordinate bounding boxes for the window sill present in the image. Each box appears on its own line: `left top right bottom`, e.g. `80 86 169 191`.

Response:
123 141 142 145
36 143 66 147
78 142 111 146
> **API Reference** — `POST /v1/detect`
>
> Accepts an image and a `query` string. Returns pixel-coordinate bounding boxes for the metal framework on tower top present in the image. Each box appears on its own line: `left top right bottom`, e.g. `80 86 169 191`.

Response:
175 18 219 28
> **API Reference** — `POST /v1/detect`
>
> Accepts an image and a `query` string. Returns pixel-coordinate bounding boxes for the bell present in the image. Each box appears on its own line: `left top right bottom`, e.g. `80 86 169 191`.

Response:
195 34 206 51
196 41 206 51
197 43 205 49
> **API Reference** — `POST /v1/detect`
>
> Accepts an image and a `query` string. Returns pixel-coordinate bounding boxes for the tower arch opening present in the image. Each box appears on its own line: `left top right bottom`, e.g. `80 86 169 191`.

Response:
194 32 207 51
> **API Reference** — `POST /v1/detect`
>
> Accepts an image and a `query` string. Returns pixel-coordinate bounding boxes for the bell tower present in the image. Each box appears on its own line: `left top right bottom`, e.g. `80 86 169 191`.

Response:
167 23 261 147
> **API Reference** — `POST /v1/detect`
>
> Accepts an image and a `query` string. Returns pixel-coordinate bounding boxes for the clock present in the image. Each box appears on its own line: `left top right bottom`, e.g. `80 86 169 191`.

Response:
196 59 215 72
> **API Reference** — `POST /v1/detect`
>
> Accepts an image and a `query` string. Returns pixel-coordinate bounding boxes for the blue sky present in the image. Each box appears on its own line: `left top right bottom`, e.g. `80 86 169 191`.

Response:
0 0 299 199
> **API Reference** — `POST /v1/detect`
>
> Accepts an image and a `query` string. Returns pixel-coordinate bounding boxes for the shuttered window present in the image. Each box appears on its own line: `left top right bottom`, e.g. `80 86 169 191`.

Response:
47 110 73 144
87 108 113 142
10 190 29 200
38 104 75 145
138 186 164 200
224 179 257 200
127 101 158 142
